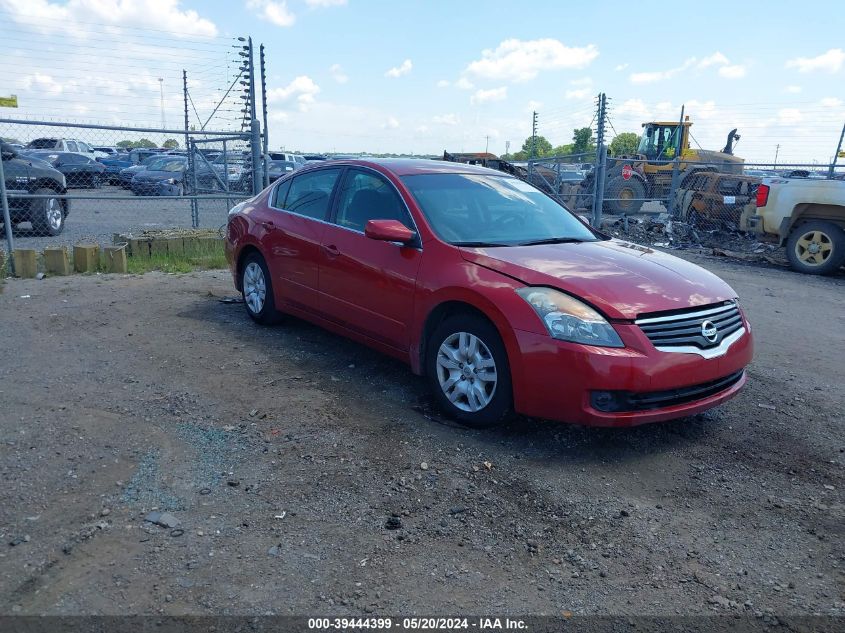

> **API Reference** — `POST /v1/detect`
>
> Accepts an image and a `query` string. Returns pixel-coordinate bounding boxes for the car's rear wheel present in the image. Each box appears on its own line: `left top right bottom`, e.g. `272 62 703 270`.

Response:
426 314 512 428
786 220 845 275
241 252 281 325
30 188 65 236
91 173 102 189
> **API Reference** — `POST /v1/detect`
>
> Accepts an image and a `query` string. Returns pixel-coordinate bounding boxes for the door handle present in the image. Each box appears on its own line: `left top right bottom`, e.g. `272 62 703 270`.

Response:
261 220 275 230
322 244 340 258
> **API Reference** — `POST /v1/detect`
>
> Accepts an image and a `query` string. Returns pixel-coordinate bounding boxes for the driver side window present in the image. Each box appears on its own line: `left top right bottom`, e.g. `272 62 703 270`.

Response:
335 169 411 232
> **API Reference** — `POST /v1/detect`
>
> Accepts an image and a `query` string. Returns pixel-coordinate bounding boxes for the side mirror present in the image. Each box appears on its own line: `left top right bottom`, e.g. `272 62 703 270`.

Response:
364 219 415 244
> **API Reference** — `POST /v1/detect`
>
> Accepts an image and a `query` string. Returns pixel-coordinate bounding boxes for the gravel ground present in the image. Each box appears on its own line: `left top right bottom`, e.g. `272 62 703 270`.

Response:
6 186 238 251
0 252 843 618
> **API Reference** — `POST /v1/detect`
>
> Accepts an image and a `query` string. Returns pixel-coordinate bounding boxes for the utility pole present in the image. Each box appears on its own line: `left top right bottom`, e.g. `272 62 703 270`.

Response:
591 93 608 228
158 78 166 129
247 37 262 196
505 140 510 158
484 135 490 155
774 144 780 167
828 121 844 178
260 44 270 188
530 111 538 159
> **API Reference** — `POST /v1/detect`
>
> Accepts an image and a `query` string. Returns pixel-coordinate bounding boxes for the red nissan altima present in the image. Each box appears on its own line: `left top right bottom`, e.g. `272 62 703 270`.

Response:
225 159 753 428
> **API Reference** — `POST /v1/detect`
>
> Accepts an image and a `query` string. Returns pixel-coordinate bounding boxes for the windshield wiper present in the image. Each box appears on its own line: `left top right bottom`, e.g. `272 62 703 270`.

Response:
451 241 512 247
515 237 586 246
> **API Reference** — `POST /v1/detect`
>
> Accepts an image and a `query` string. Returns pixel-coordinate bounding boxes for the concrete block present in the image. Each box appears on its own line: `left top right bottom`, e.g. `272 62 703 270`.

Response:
43 247 71 275
129 239 150 258
166 237 185 257
150 238 169 256
182 237 199 255
197 236 223 253
103 246 128 273
73 244 99 273
13 249 38 278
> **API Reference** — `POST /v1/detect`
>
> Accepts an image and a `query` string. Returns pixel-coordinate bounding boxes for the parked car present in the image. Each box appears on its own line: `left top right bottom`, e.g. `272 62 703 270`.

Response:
268 152 306 166
673 172 761 226
23 150 106 188
303 154 328 162
24 138 98 160
268 160 298 182
118 154 177 188
93 146 118 156
130 156 188 196
1 141 70 235
225 159 753 428
744 177 845 274
196 153 253 192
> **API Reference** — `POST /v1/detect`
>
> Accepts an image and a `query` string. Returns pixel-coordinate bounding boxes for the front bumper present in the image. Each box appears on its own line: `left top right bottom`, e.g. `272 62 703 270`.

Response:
511 321 753 427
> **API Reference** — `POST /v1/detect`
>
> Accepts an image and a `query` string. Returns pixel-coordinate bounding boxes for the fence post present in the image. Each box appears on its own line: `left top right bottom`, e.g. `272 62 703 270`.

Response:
668 105 685 216
189 139 200 228
829 121 844 179
591 93 607 228
0 151 15 275
250 120 262 196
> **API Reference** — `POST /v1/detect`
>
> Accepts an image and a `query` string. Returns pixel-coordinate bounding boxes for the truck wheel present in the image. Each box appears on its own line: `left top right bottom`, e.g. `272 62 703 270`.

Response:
785 221 845 275
30 188 65 236
605 176 645 214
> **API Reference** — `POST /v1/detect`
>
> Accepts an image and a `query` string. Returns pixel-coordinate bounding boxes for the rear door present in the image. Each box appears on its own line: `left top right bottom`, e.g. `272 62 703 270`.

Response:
261 167 342 313
317 167 422 350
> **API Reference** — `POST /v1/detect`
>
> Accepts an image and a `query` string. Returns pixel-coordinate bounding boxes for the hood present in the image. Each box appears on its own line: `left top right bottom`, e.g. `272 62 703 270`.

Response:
461 239 736 320
135 169 181 181
122 165 146 174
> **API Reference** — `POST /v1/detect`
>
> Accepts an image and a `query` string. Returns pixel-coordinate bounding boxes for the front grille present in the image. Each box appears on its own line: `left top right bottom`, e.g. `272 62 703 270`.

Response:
591 370 745 412
636 301 743 350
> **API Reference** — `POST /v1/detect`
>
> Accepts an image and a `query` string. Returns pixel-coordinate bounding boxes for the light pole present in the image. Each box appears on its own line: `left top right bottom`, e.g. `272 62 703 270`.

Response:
158 78 166 129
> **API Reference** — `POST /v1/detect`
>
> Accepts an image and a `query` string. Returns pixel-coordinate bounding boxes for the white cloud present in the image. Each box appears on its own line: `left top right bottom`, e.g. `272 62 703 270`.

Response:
247 0 295 26
615 98 651 119
436 80 450 88
785 48 845 73
470 86 508 105
614 63 628 71
267 75 320 111
565 88 590 100
698 52 730 68
20 72 64 95
415 125 430 134
718 64 746 79
630 58 696 83
385 59 412 78
0 0 218 37
778 108 803 125
383 116 399 129
305 0 346 6
785 85 802 93
433 113 459 126
329 63 348 84
570 77 592 86
525 100 542 113
454 77 475 90
465 38 598 82
821 97 843 108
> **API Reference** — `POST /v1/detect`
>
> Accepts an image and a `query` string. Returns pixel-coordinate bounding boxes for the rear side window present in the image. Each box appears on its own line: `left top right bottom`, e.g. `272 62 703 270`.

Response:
66 141 79 152
272 179 292 208
284 168 341 220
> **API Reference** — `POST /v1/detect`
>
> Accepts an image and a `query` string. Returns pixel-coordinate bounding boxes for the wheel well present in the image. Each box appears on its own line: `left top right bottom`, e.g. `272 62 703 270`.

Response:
419 301 499 374
235 245 262 291
791 203 845 232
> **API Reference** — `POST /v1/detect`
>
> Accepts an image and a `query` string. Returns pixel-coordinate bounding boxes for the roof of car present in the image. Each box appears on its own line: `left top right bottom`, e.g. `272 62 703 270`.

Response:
312 158 507 177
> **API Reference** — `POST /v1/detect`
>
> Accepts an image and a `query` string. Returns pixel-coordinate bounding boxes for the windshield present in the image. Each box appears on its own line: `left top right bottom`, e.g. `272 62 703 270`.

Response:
213 154 246 165
152 158 186 172
401 173 598 246
27 138 60 149
637 125 681 159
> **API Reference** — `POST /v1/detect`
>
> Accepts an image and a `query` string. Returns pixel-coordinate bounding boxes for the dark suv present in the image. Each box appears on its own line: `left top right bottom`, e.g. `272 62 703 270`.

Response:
1 142 70 235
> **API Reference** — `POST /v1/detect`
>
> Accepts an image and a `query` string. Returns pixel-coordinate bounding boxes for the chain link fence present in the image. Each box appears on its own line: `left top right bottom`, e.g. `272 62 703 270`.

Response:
1 119 262 272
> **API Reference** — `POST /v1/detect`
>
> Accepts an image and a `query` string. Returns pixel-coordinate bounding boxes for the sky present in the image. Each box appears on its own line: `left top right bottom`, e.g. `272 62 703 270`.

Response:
1 0 844 163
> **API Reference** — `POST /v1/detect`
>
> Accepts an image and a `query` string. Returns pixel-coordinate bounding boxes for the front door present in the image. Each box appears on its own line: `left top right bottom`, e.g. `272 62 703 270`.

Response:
318 168 422 350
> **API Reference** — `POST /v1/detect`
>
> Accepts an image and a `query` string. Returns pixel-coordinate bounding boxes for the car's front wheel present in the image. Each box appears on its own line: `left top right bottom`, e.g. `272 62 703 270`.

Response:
241 252 281 325
426 313 512 428
30 188 65 236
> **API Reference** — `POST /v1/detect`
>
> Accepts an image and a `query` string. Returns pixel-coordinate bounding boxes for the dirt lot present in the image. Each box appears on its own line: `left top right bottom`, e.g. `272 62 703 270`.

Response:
0 253 843 618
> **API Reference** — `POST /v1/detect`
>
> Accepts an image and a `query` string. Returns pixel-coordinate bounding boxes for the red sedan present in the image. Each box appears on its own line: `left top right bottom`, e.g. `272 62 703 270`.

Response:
225 159 753 428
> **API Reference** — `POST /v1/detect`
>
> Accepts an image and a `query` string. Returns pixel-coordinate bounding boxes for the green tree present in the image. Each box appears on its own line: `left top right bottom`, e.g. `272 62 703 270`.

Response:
551 143 574 156
520 135 552 158
609 132 640 157
116 140 135 148
162 139 179 149
571 127 595 156
136 138 156 149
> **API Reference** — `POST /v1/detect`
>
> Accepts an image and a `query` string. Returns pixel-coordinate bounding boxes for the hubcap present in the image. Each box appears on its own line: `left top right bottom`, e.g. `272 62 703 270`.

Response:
46 198 62 230
436 332 497 413
243 262 267 314
796 230 833 266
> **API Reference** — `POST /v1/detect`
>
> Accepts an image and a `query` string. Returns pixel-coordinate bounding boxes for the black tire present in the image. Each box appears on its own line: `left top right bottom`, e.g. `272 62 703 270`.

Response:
91 173 102 189
604 176 646 215
240 252 281 325
785 220 845 275
425 313 512 428
29 187 65 236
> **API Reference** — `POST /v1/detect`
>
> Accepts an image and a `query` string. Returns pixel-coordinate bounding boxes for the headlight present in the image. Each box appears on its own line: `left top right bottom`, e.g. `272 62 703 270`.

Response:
516 287 623 348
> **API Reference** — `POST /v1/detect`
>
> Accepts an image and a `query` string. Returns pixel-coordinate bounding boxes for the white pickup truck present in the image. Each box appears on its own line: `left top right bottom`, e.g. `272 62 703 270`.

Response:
745 177 845 274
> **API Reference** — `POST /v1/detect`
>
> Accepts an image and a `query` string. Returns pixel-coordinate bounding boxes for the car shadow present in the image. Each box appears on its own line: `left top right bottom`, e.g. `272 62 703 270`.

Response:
180 295 723 466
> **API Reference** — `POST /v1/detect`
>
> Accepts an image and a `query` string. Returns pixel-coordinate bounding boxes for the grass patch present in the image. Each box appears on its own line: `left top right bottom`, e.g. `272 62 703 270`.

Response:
126 241 227 274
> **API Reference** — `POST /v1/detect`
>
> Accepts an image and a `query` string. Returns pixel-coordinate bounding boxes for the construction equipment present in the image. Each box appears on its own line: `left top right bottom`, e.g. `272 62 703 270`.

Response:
588 118 745 215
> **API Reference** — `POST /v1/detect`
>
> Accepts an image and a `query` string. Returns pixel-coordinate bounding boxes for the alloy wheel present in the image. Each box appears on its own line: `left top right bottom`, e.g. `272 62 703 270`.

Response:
243 262 267 314
435 332 498 412
795 229 833 266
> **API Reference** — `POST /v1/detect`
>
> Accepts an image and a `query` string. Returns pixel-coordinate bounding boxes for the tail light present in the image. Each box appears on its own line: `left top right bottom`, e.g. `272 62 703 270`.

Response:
756 184 770 207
